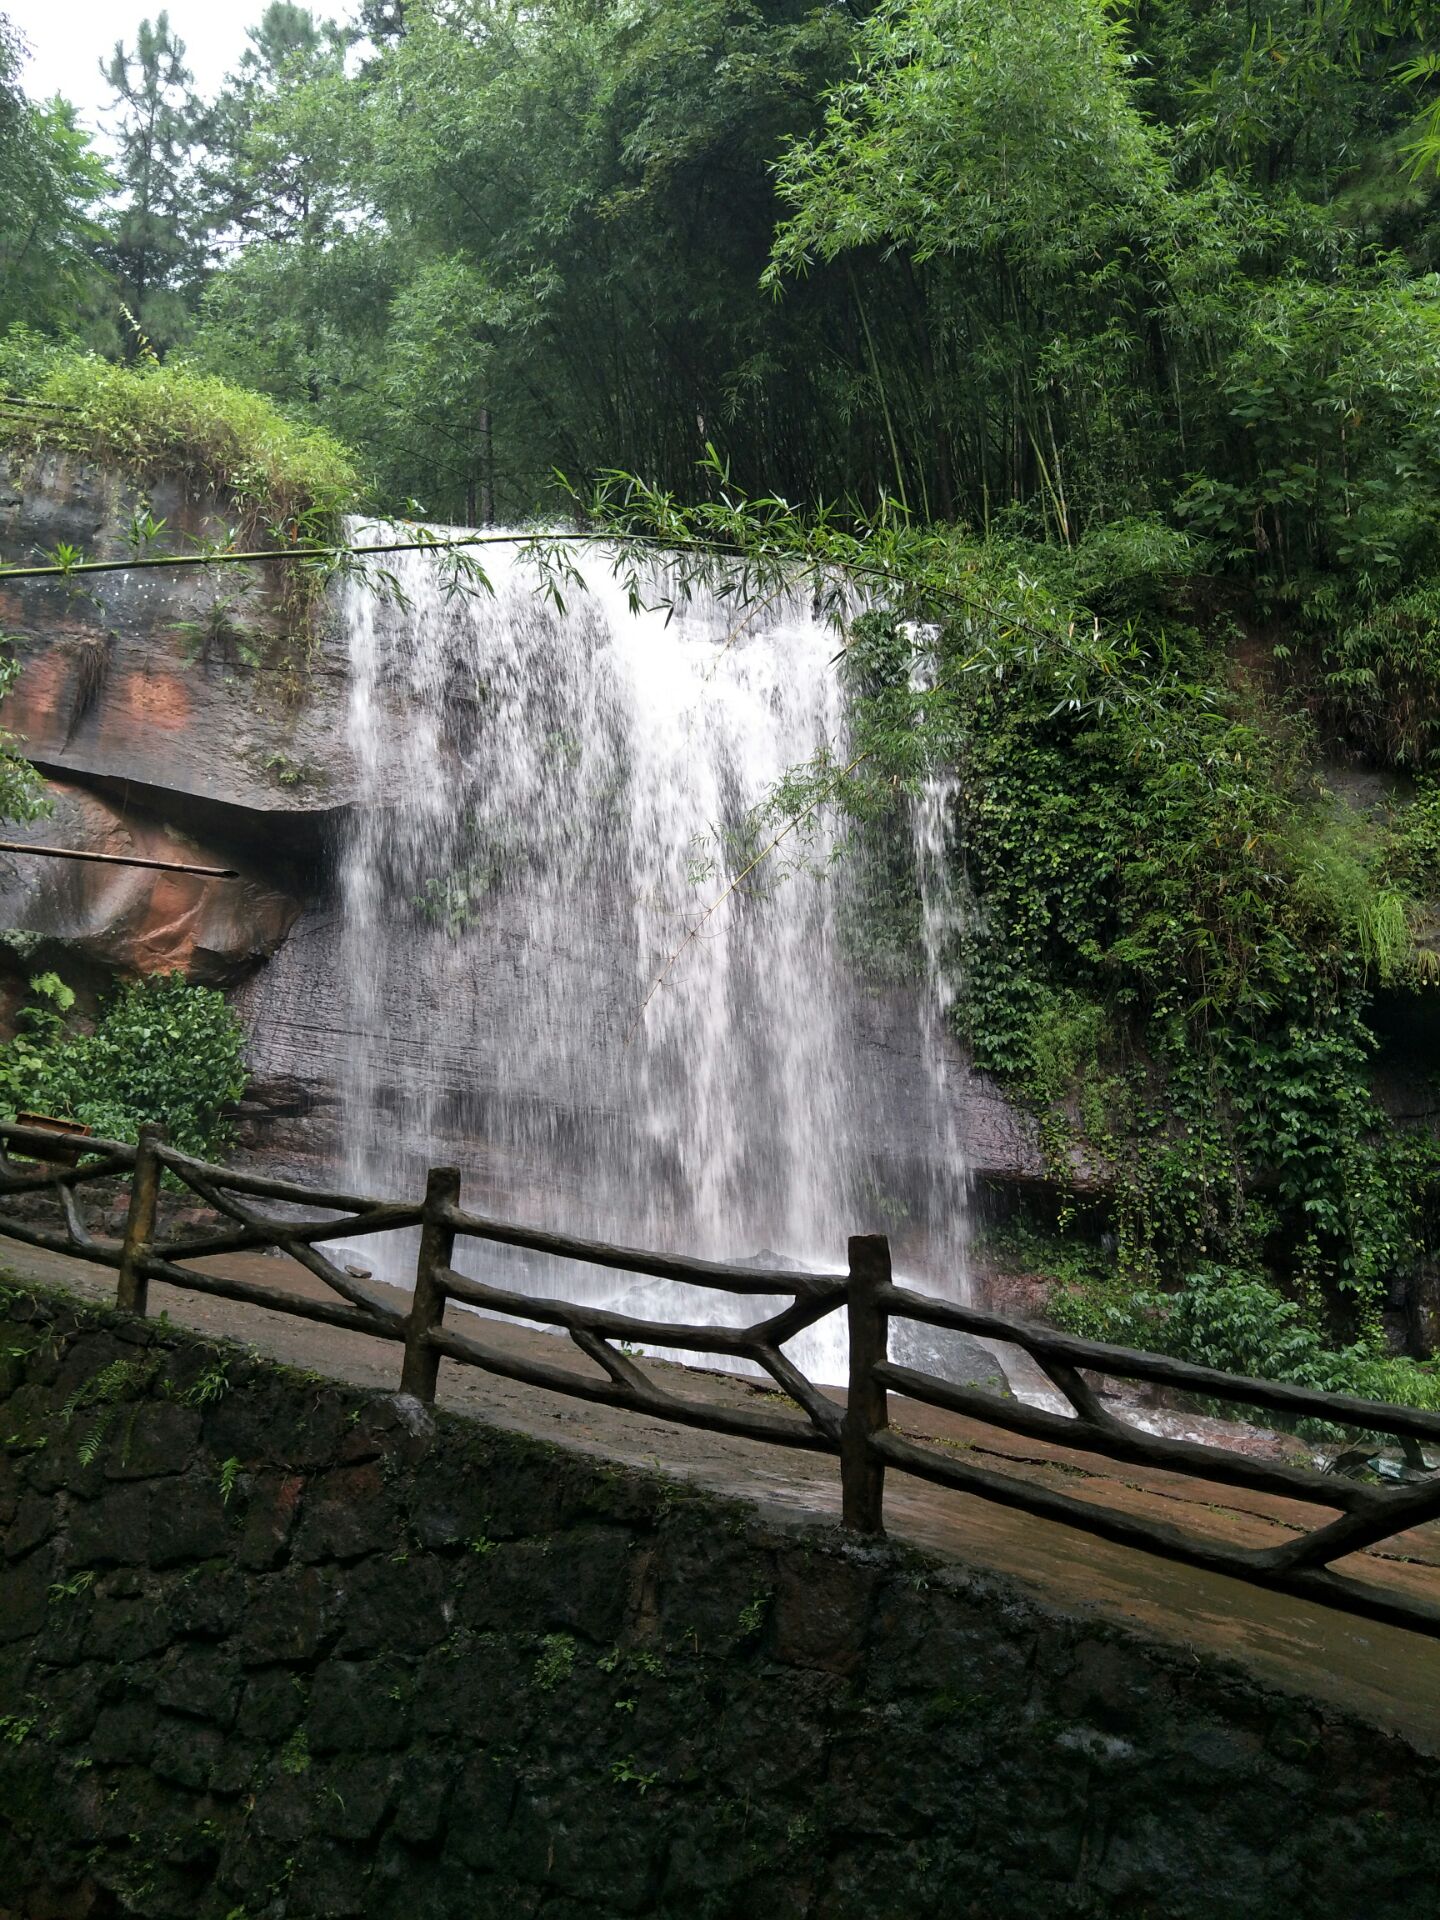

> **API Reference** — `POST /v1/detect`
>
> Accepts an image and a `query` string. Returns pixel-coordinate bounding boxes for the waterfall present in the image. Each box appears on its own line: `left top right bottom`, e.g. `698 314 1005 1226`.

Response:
325 531 970 1383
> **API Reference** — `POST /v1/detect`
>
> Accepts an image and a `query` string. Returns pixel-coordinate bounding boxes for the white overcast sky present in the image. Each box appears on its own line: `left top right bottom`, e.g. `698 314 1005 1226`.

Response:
9 1 298 134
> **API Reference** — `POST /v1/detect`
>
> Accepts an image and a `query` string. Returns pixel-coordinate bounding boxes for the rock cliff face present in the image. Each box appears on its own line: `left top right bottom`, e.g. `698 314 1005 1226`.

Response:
0 450 336 1001
0 449 354 844
0 451 1056 1216
0 783 300 989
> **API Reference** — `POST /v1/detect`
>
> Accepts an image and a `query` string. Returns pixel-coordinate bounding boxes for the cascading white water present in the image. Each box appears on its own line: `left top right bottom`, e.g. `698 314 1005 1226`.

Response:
332 530 971 1382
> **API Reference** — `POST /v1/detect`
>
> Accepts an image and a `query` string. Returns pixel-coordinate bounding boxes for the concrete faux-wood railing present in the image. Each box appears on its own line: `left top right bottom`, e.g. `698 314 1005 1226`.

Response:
3 1118 1440 1639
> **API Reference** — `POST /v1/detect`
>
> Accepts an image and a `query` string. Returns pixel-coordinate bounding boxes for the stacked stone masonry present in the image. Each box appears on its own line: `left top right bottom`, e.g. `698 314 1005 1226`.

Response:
1 1285 1437 1920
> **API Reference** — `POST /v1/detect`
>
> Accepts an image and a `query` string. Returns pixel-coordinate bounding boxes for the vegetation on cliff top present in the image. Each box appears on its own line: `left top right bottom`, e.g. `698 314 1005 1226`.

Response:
0 339 358 534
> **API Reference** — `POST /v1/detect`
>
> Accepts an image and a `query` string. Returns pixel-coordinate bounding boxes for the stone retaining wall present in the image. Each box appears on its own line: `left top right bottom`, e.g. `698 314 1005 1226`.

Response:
1 1283 1437 1920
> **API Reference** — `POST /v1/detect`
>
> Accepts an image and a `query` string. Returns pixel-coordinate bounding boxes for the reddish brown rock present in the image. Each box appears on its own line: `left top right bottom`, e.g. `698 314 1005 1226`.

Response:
0 450 354 823
0 781 300 986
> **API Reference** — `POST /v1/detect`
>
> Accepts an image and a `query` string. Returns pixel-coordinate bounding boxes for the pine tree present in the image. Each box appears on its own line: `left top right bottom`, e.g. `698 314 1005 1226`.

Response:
201 6 348 251
97 12 203 356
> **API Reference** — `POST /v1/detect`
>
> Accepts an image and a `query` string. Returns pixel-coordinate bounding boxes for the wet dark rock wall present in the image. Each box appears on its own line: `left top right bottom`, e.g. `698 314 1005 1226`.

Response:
0 450 355 830
0 451 1057 1212
1 1284 1437 1920
0 451 337 1009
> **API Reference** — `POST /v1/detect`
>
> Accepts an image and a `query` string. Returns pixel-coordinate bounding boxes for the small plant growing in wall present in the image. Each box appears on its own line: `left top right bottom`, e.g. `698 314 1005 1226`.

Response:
532 1634 577 1691
180 1361 230 1408
174 543 263 671
609 1757 660 1794
261 751 312 788
59 1356 152 1467
48 1571 94 1604
735 1590 771 1640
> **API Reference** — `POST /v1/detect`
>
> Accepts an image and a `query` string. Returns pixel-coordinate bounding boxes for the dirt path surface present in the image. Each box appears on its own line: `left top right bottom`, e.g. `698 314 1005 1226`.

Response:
9 1238 1440 1753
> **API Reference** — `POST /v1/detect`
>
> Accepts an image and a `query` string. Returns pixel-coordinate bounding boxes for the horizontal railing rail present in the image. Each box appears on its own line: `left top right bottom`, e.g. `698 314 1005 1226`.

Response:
1 1119 1438 1638
882 1282 1440 1447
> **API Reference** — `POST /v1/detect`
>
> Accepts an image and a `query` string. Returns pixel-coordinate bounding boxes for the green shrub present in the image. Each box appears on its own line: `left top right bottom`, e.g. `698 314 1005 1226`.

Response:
1316 578 1440 771
0 342 359 534
1066 515 1203 622
1382 781 1440 900
1 971 247 1157
0 326 70 398
1051 1263 1440 1417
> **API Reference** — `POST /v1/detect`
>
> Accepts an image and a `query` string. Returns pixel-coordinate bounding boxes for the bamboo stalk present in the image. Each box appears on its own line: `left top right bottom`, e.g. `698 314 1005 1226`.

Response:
0 841 238 878
0 529 625 583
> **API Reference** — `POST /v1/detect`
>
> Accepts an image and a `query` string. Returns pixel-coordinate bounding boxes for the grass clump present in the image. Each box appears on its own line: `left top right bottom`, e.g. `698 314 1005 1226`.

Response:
0 344 358 535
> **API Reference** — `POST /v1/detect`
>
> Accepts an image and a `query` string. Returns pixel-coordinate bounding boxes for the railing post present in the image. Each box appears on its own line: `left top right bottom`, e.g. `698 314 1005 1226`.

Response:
841 1232 891 1533
402 1166 459 1403
117 1123 166 1317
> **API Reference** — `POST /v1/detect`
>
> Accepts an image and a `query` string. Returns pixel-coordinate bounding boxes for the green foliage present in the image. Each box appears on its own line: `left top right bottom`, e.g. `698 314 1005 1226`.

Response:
769 0 1162 271
1181 272 1440 572
0 325 69 395
735 1590 771 1639
177 1360 230 1408
1314 574 1440 770
413 864 498 939
48 1571 94 1604
56 1354 157 1472
608 1756 660 1794
0 632 51 830
0 18 112 337
532 1633 578 1692
189 0 856 519
197 4 350 252
61 1356 148 1424
0 971 247 1157
945 653 1434 1316
0 350 357 532
1051 1262 1440 1417
1382 780 1440 897
95 13 205 358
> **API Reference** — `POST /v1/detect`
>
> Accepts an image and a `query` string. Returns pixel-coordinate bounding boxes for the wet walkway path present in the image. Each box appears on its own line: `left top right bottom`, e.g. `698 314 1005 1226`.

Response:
8 1239 1440 1753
